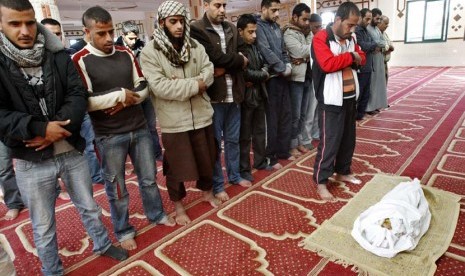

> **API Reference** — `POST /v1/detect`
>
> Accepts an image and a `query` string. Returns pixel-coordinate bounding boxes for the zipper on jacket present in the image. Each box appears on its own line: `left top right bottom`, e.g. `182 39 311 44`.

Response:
183 66 196 130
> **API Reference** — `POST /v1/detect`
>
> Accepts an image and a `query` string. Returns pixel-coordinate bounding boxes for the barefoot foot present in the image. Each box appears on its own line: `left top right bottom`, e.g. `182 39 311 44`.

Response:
174 201 191 226
335 174 362 185
121 238 137 251
175 213 191 226
58 191 70 200
271 163 283 170
157 215 176 227
237 179 252 187
5 209 19 220
215 191 229 202
203 191 221 207
317 184 337 202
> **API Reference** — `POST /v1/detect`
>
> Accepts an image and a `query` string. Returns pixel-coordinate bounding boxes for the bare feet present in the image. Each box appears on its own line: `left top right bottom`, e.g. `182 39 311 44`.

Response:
289 148 302 158
5 209 19 220
237 179 252 187
215 191 229 202
287 155 297 161
174 201 191 226
272 163 283 170
58 191 70 200
121 238 137 251
317 184 337 202
203 191 221 207
157 215 176 227
335 174 362 185
297 145 310 153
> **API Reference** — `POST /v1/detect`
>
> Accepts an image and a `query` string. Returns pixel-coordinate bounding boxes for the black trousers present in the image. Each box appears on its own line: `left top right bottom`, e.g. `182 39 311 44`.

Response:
356 72 371 119
313 98 356 185
265 77 292 165
240 100 267 175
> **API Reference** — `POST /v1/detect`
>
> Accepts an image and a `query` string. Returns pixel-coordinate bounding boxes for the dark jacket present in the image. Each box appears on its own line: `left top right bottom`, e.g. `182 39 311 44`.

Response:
355 25 377 73
240 43 268 107
0 49 87 162
256 17 290 75
191 14 245 103
115 36 145 62
69 38 87 52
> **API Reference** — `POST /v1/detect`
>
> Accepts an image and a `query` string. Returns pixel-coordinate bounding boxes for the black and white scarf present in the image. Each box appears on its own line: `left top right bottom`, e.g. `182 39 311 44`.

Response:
0 32 45 68
153 0 191 66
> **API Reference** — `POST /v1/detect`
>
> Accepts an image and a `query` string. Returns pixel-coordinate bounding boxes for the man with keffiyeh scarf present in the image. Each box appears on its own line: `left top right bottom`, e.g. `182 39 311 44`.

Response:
0 1 128 275
140 0 219 226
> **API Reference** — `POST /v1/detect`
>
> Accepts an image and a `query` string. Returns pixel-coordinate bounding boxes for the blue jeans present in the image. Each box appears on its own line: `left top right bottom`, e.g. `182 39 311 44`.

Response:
301 83 319 144
289 80 311 148
80 113 104 184
0 141 24 210
15 150 111 276
95 128 166 242
212 103 242 194
141 98 163 160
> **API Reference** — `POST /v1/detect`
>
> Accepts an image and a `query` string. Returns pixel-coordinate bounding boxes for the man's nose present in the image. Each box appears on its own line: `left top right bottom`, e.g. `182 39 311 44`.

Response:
105 32 113 41
20 25 31 36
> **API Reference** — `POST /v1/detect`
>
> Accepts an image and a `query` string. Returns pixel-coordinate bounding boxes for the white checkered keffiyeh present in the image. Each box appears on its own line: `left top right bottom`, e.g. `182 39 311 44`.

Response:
154 1 191 66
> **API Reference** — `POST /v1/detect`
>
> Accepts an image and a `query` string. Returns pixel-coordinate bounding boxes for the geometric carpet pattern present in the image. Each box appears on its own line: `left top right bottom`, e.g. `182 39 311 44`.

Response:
1 66 464 275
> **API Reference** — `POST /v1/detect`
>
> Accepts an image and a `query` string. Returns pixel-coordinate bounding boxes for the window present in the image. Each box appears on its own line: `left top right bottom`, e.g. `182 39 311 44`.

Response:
405 0 450 43
321 11 335 28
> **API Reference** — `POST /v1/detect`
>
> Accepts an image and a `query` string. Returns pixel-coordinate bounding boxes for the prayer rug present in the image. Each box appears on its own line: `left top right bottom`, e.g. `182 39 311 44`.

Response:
300 174 461 276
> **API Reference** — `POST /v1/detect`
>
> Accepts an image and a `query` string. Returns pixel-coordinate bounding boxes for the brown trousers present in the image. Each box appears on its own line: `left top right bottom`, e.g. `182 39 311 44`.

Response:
162 125 217 201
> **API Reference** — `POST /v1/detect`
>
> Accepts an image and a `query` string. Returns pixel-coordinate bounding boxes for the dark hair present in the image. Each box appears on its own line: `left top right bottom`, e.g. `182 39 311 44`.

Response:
335 2 360 21
292 3 310 17
82 6 112 27
0 0 33 11
360 8 371 19
41 18 61 27
371 8 382 17
237 13 257 30
121 20 139 35
261 0 280 9
309 13 322 23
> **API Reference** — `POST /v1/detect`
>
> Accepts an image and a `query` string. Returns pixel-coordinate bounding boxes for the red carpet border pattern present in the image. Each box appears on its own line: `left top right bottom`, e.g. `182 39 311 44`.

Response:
1 66 465 275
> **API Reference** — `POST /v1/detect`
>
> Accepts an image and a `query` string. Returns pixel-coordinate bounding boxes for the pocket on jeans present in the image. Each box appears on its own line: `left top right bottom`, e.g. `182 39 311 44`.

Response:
94 134 112 145
15 159 34 172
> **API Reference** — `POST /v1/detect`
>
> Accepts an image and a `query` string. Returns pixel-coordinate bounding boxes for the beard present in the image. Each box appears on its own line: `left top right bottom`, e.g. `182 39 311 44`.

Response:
164 26 184 50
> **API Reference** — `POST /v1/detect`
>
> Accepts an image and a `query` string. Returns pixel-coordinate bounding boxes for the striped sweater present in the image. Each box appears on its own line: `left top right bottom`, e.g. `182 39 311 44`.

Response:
72 44 148 135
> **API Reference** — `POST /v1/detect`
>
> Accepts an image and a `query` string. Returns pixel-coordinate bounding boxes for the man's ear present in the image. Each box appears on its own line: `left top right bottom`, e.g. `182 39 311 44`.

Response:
238 28 243 37
292 14 298 22
158 19 164 28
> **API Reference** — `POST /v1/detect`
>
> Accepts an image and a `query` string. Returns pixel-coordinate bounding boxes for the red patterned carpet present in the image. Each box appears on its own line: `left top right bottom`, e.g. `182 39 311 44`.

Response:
1 66 465 275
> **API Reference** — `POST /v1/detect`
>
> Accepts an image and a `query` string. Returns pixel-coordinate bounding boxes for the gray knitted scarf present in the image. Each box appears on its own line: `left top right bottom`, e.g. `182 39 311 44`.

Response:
0 32 45 68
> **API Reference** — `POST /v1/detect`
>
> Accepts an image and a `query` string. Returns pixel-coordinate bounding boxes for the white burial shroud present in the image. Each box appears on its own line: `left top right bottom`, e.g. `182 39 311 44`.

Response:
351 178 431 258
